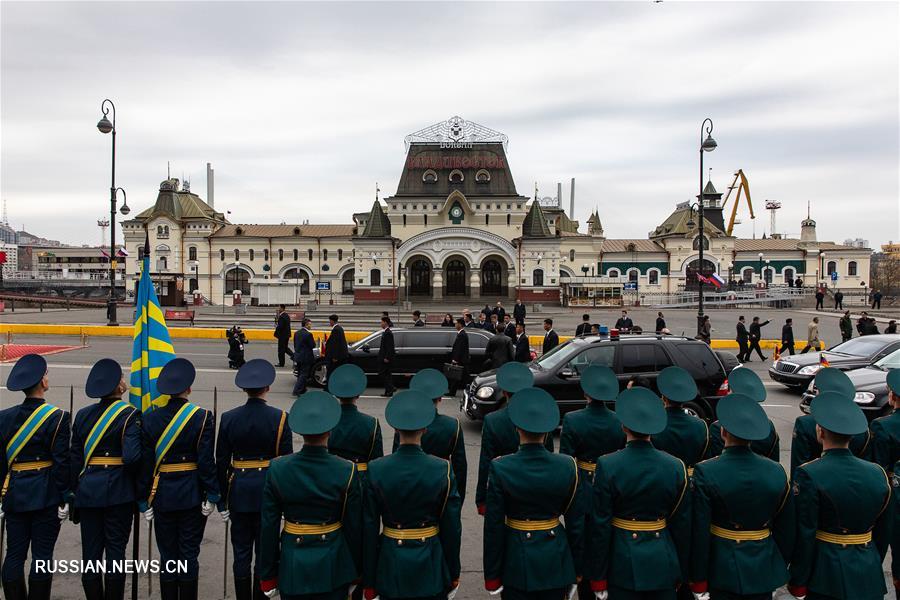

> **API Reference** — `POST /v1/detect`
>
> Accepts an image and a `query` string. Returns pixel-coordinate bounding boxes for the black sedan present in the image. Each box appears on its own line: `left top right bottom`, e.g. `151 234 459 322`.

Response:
800 347 900 421
769 334 900 390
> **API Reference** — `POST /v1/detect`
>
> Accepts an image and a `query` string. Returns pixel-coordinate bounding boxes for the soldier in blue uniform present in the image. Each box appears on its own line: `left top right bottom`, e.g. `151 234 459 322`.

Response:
362 390 462 600
392 369 468 505
483 387 586 600
327 364 384 474
706 368 779 460
476 363 554 515
138 358 220 600
652 366 709 476
0 354 71 600
70 358 142 600
216 359 293 600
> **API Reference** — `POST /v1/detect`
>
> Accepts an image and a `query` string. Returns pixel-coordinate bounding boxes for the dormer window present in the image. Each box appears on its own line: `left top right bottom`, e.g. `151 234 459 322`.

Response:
475 169 491 183
235 227 244 236
423 169 438 183
449 169 464 183
293 227 301 235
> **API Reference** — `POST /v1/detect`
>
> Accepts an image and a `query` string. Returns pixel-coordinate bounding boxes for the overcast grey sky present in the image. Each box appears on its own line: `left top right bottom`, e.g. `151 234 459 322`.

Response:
2 1 898 247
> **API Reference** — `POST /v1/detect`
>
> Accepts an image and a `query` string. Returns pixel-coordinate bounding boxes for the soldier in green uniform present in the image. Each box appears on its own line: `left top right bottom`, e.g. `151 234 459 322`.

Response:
587 387 690 599
476 363 554 515
706 368 779 460
869 369 900 592
362 390 462 600
789 368 871 477
652 366 709 476
787 391 892 600
483 387 586 600
258 390 362 599
689 394 794 600
391 369 468 505
327 364 384 474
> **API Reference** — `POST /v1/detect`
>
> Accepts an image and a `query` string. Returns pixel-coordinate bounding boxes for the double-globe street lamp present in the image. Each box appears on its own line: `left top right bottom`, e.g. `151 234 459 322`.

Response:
97 99 130 326
696 118 717 335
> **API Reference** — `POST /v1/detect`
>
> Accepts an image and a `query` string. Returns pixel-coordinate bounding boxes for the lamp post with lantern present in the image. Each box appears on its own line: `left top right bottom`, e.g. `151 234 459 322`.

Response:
696 118 717 335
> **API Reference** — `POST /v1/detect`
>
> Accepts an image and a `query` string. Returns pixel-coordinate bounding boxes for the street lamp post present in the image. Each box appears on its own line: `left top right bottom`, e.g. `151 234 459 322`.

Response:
765 259 771 287
757 253 764 284
97 99 130 326
697 118 717 335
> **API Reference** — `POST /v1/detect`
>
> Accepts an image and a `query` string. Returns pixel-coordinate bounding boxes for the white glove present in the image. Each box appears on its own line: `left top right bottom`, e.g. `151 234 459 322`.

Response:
448 584 460 600
693 594 710 600
594 592 608 600
347 584 357 598
58 503 69 521
201 500 214 517
566 584 577 600
0 506 5 519
792 596 806 600
144 507 154 522
263 588 279 598
220 509 231 523
488 586 504 596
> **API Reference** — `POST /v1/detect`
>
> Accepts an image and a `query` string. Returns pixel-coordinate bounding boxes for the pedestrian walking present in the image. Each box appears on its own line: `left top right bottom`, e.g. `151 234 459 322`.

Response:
292 318 316 396
378 316 395 397
274 305 294 367
483 388 586 600
780 318 796 356
216 359 293 600
475 363 553 515
514 323 531 362
542 318 559 354
138 358 220 600
485 323 514 369
576 314 592 337
707 368 780 460
412 310 425 327
735 316 750 362
227 325 248 369
652 366 709 474
71 359 141 600
748 316 769 361
697 315 711 345
513 298 526 325
840 310 854 342
872 289 883 309
448 318 470 395
326 365 384 474
655 312 666 334
834 290 844 310
585 387 691 597
324 314 349 381
258 391 362 600
800 317 821 354
815 287 825 311
0 355 71 600
362 390 462 600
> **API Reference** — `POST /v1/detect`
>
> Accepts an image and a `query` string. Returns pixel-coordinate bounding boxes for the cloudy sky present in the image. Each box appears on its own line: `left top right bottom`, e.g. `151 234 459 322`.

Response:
2 1 898 247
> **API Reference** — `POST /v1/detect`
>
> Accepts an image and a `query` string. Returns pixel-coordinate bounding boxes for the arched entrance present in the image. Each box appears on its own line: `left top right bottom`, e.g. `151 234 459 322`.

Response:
445 259 467 296
283 267 310 295
685 259 716 290
409 258 432 296
481 258 505 296
225 267 251 295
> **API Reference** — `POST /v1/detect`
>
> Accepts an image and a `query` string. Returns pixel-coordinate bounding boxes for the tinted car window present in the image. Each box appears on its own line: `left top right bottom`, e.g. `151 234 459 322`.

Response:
537 341 578 370
567 345 615 373
654 346 673 368
675 343 721 378
468 332 490 349
401 331 452 348
352 331 380 350
829 337 893 358
621 344 658 373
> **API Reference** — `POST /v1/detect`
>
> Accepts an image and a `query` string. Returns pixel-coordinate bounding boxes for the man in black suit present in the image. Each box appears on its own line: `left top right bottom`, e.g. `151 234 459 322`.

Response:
780 318 796 356
542 318 559 355
503 314 516 339
324 313 349 382
449 318 470 395
747 316 770 361
378 316 395 397
614 310 633 331
735 315 749 362
274 304 294 367
513 299 526 325
514 323 531 362
412 310 425 327
292 317 316 395
485 324 514 369
575 314 591 337
463 312 476 328
655 311 667 333
492 301 506 323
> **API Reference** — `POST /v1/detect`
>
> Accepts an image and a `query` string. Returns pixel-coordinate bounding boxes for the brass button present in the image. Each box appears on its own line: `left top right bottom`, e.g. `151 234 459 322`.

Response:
296 537 301 544
654 532 660 538
549 530 556 537
526 533 532 539
632 533 638 540
398 540 403 546
321 534 327 541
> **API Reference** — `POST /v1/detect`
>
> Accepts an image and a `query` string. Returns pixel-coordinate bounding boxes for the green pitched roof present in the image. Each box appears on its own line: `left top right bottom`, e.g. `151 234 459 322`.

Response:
521 201 551 238
361 201 391 237
134 179 227 223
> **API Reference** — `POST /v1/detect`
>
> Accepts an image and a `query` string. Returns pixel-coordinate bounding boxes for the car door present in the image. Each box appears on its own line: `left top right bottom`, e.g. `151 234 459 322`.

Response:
548 344 617 410
616 343 668 395
353 331 382 375
467 331 492 375
396 330 438 375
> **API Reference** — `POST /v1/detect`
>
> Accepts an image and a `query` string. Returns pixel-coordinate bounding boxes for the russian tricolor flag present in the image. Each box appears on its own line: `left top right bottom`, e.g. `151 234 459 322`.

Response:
710 273 725 289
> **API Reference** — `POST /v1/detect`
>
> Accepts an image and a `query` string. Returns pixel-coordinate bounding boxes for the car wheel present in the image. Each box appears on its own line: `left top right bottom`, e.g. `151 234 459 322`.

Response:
312 361 328 388
681 401 708 421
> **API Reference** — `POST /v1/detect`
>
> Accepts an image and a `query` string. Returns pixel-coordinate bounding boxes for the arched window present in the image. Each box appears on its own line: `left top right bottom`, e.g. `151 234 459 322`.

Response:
264 249 269 261
742 268 754 283
156 256 167 271
342 269 355 294
164 226 169 236
234 249 240 261
692 235 709 251
293 249 298 261
827 261 837 275
308 249 313 261
628 269 639 283
157 225 163 236
225 268 251 295
188 278 198 293
608 269 620 278
338 249 343 261
219 249 225 261
323 249 328 261
249 249 255 261
370 268 382 287
848 261 858 276
188 246 197 261
784 268 795 284
533 268 544 287
569 249 575 262
449 169 464 183
278 249 284 261
283 268 310 294
648 270 659 285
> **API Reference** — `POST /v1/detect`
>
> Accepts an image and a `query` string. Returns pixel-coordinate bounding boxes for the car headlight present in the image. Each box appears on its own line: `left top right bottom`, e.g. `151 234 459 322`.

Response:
476 386 495 400
853 391 875 405
797 365 822 376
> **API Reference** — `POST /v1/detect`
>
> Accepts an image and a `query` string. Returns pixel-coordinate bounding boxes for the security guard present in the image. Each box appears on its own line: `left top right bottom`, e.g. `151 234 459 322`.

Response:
362 390 462 600
216 359 293 600
559 365 626 479
138 358 220 600
483 387 586 600
707 368 779 460
476 362 553 515
327 364 384 474
689 394 794 599
0 354 71 600
869 369 900 591
258 391 362 600
70 358 141 600
790 368 871 477
391 369 468 505
787 391 892 600
652 366 709 475
587 387 690 599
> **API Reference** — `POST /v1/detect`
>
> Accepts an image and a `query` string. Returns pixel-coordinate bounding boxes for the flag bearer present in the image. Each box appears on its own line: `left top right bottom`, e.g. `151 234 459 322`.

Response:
652 366 709 476
217 359 293 600
138 358 220 600
70 358 141 600
327 364 384 475
0 354 71 600
258 391 362 600
483 387 586 600
788 391 892 600
706 368 780 460
689 394 794 599
362 390 462 600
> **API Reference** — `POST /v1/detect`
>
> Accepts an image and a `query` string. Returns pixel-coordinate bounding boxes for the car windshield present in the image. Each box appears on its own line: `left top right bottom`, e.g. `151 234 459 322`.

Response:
874 347 900 370
828 337 889 358
536 341 579 370
350 331 380 350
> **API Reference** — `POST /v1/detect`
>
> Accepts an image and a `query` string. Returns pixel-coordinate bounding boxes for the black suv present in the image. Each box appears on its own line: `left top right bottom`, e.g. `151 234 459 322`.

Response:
463 333 729 421
311 327 494 387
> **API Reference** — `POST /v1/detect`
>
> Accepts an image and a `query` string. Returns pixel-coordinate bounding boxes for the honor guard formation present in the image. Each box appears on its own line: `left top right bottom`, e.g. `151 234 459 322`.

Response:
3 354 900 600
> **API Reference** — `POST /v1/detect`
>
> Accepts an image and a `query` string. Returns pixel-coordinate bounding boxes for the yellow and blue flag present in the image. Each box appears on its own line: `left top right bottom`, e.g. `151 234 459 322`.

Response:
129 238 176 412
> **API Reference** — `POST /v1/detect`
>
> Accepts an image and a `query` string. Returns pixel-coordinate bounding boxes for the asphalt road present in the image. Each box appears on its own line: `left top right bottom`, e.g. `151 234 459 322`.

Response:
0 335 894 600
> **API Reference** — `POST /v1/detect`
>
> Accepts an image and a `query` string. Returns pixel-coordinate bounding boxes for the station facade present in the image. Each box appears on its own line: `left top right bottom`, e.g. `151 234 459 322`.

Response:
122 116 871 307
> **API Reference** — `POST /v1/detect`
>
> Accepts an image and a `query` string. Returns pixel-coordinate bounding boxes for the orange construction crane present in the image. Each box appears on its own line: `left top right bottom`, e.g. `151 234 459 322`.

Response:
722 169 756 236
